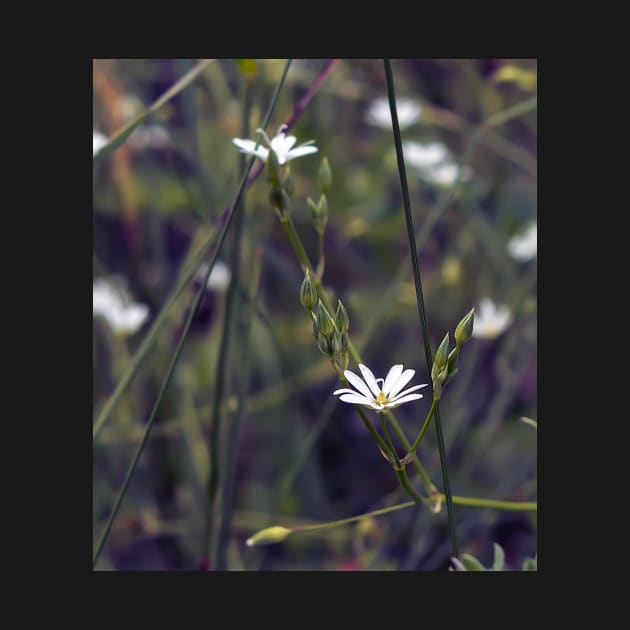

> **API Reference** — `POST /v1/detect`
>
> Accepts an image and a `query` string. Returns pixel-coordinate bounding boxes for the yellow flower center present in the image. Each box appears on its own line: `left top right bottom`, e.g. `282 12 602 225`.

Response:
375 391 389 405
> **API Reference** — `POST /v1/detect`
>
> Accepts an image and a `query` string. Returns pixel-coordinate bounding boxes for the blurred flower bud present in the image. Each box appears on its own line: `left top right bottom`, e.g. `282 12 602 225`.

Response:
270 188 290 216
265 146 281 184
335 300 349 334
318 157 332 193
308 195 328 234
246 526 291 547
299 270 318 311
283 167 295 197
454 307 475 345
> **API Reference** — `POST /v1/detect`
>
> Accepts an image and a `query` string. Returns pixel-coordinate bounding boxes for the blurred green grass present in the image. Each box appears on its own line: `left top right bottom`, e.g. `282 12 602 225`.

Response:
93 58 537 571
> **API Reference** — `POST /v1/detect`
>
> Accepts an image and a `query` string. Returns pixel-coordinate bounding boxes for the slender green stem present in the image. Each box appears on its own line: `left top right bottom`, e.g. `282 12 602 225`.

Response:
280 216 312 272
93 61 291 570
288 495 537 537
447 496 537 511
215 249 264 571
407 397 438 456
201 60 292 572
379 413 400 466
203 74 258 571
315 231 325 280
353 403 392 458
383 58 458 557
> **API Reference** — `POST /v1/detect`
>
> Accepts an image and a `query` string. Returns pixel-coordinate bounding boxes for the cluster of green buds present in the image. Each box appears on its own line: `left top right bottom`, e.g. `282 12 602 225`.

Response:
266 147 294 219
431 307 475 399
299 270 349 373
307 157 332 235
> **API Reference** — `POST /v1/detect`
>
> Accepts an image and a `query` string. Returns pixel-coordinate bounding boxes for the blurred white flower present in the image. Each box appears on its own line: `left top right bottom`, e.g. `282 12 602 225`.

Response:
232 124 318 165
403 141 451 170
507 222 537 261
196 260 232 291
93 130 107 156
366 97 421 129
93 279 149 335
472 297 513 339
334 364 428 411
403 141 473 187
128 124 172 151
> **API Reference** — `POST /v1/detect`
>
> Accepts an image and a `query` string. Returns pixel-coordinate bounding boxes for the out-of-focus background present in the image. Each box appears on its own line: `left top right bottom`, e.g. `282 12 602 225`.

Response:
93 59 537 571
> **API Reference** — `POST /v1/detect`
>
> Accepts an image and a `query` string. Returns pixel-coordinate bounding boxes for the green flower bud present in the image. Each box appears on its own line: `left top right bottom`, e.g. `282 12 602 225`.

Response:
330 328 342 356
299 270 317 311
308 195 328 234
335 300 349 334
283 167 295 197
454 307 475 345
265 147 281 184
433 333 450 372
447 346 460 376
316 332 329 355
246 526 291 547
316 300 334 337
340 331 349 354
318 157 332 193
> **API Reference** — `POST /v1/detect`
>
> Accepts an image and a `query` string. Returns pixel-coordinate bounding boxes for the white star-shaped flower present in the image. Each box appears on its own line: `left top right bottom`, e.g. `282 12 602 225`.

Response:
93 279 149 335
507 222 537 262
472 297 513 339
366 97 421 129
232 125 318 165
334 364 428 411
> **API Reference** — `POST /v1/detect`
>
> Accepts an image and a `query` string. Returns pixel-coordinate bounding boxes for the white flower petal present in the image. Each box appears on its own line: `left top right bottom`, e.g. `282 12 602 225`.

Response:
388 369 416 399
382 364 404 396
232 138 269 161
286 145 319 160
343 369 375 400
390 383 428 400
385 393 423 408
358 364 381 397
272 134 297 156
338 394 380 409
333 388 360 396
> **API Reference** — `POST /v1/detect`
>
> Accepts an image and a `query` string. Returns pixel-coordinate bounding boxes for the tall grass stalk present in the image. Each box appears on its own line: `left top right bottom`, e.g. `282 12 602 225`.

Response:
383 58 458 557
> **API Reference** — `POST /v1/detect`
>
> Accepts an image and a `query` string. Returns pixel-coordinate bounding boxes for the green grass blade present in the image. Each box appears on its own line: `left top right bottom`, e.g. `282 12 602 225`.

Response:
383 58 459 558
93 59 214 167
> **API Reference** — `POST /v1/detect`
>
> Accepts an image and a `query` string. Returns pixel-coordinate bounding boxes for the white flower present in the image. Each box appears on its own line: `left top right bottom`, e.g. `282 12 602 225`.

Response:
93 279 149 335
196 260 232 291
334 364 428 411
93 129 108 156
403 141 451 170
507 222 537 262
366 97 421 129
232 124 318 165
472 297 513 339
403 141 473 187
129 124 172 151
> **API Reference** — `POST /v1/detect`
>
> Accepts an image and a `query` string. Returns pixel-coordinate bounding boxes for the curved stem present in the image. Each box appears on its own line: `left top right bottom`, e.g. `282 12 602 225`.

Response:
407 397 438 456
